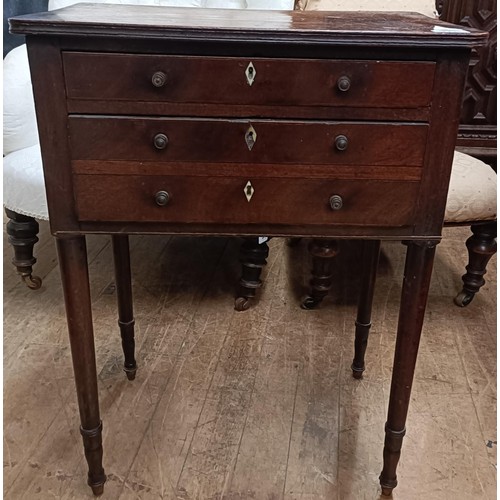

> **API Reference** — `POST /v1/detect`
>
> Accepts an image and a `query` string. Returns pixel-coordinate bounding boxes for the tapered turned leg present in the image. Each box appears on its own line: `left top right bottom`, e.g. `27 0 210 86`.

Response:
5 208 42 289
352 240 381 379
380 240 437 496
301 239 339 310
112 235 137 380
235 237 269 311
454 221 497 307
56 236 106 496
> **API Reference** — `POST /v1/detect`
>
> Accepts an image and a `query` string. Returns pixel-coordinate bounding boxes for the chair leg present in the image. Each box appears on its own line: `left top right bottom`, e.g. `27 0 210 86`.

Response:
234 237 269 311
5 208 42 289
301 239 339 310
454 221 497 307
352 240 381 379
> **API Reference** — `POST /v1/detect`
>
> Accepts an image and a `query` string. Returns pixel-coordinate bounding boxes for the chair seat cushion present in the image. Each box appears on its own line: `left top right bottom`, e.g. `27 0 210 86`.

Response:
3 144 48 220
445 151 497 224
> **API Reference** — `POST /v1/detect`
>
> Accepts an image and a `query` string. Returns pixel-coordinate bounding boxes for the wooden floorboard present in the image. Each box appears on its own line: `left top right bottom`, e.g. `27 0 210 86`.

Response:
3 222 496 499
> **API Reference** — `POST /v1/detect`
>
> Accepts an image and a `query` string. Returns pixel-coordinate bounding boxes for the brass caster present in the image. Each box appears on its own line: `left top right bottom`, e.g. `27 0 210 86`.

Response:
352 369 364 380
301 296 322 310
234 296 250 312
454 290 474 307
22 274 42 290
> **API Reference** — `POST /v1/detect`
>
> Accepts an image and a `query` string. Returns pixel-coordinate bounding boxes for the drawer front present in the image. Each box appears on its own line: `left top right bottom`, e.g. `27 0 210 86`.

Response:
69 117 428 167
74 174 419 227
63 52 435 109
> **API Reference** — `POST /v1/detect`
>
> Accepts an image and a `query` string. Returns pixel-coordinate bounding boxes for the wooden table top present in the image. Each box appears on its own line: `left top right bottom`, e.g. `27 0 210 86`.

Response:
10 3 486 47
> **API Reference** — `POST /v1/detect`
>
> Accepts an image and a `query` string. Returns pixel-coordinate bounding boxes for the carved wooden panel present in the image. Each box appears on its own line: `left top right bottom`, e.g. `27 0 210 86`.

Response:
437 0 497 163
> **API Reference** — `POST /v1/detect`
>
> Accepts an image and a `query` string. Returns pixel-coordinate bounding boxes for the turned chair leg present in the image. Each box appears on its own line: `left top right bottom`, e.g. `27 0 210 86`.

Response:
234 237 270 311
5 208 42 289
301 239 339 310
352 240 381 379
454 221 497 307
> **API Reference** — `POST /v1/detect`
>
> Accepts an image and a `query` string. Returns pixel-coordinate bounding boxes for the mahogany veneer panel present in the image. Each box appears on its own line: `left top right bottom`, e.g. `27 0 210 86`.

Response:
68 117 428 167
63 52 435 110
74 174 419 226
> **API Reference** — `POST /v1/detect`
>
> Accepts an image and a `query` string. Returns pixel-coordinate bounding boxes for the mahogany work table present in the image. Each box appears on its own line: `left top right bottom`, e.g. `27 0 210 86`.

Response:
10 4 486 496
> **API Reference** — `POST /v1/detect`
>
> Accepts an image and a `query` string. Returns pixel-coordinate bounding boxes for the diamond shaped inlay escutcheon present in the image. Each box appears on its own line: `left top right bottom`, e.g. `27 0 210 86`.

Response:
244 181 255 202
245 62 256 86
245 125 257 151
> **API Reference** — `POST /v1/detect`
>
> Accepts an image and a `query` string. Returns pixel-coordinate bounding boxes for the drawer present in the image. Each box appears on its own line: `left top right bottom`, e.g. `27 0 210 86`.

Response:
74 174 419 227
63 52 435 110
69 117 428 167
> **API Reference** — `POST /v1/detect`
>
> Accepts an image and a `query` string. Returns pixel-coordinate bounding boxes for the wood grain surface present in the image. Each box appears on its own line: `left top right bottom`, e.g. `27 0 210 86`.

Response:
10 4 487 48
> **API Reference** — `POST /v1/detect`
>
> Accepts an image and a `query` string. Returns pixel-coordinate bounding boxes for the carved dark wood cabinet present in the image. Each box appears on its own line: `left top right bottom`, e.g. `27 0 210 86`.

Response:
10 4 486 496
437 0 496 165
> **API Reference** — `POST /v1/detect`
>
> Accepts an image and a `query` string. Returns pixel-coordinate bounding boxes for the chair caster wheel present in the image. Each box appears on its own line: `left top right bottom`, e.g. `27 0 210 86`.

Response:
301 296 322 310
454 290 474 307
124 367 137 380
234 297 250 311
352 369 364 379
22 274 42 290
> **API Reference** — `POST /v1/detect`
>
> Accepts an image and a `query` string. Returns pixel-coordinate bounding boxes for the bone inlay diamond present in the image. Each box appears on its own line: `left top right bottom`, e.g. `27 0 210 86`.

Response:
244 181 255 202
245 62 256 86
245 125 257 151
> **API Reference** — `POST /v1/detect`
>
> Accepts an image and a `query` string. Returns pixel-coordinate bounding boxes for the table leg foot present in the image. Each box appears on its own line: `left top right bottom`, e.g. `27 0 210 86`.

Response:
81 422 106 496
381 486 394 496
90 482 105 497
379 425 405 494
124 365 137 380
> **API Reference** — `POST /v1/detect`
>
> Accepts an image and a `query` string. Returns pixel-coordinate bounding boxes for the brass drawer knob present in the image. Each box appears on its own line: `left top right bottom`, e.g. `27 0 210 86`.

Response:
154 190 170 206
335 135 348 151
329 195 343 211
152 71 167 87
153 133 168 150
337 75 351 92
